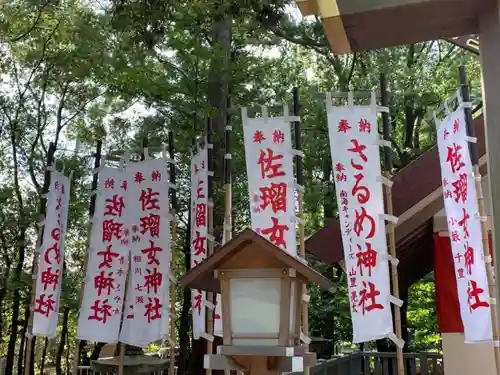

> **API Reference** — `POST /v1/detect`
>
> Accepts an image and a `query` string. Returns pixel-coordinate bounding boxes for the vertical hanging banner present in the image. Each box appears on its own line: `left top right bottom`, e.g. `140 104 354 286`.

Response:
326 99 395 343
33 170 71 337
77 167 129 343
242 107 297 256
190 145 209 340
119 158 172 347
437 108 492 343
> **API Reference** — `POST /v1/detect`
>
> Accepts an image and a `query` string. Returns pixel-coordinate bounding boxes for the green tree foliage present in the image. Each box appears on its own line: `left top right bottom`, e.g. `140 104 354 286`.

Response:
0 0 481 373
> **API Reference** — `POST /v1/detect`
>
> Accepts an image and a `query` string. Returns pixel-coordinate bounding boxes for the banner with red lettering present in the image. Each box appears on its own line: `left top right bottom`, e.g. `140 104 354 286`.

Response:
436 108 492 343
119 158 172 347
242 107 297 256
327 102 397 344
33 170 71 338
190 145 210 340
77 167 129 343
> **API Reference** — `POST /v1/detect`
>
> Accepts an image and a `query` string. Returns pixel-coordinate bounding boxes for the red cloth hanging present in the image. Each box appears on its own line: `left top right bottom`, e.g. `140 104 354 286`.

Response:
434 232 493 333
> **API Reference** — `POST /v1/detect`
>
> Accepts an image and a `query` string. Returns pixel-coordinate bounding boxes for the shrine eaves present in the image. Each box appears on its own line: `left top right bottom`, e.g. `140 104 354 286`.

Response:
296 0 492 53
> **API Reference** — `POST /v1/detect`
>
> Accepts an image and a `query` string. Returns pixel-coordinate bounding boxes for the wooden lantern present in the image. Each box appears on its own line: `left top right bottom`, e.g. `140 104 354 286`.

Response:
179 229 335 375
296 0 491 53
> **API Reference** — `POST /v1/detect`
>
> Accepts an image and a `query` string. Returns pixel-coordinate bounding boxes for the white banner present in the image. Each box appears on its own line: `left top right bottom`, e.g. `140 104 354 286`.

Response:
242 110 297 255
327 104 394 343
77 167 129 343
33 171 71 338
437 108 492 343
119 158 172 347
190 146 208 340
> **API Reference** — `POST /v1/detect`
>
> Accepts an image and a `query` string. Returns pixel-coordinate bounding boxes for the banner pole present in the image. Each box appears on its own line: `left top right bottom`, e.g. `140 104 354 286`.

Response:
206 118 214 375
168 130 178 375
72 141 103 375
459 65 500 374
223 97 233 375
380 74 404 375
292 87 309 370
25 142 56 375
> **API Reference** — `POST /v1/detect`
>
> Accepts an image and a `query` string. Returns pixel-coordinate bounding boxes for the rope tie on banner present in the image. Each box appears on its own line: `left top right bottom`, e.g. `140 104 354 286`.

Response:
293 180 305 192
377 175 394 188
290 149 305 158
485 255 493 264
300 332 312 345
302 293 311 303
388 333 405 349
347 91 354 108
466 136 477 143
261 105 269 124
379 213 399 224
380 253 400 267
93 159 106 174
388 295 404 308
224 153 231 160
490 297 497 305
168 273 177 284
205 300 215 310
377 138 392 148
199 332 215 342
225 125 233 131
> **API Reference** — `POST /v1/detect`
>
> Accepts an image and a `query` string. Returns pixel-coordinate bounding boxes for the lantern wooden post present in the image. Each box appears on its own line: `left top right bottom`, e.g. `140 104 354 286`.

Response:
380 75 404 375
72 141 103 375
460 65 500 374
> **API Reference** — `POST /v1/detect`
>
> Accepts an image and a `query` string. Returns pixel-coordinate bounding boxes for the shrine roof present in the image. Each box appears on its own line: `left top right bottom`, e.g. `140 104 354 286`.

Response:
179 228 334 293
305 114 486 284
296 0 493 53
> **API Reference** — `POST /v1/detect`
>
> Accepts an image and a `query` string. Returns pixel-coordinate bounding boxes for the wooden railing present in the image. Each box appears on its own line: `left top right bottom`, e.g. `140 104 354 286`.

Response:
292 351 443 375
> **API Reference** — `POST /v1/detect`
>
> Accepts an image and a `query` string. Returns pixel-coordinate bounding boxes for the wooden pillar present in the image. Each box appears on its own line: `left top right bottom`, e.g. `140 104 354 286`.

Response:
480 1 500 334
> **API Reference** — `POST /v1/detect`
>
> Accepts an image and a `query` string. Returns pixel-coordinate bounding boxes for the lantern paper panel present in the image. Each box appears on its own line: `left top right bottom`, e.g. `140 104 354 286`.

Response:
33 171 71 338
190 145 209 340
242 112 297 256
327 104 394 343
119 158 172 347
436 108 492 343
77 167 129 343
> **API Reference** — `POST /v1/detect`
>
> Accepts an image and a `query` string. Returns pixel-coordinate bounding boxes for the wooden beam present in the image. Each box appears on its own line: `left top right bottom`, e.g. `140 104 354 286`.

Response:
203 355 248 371
216 345 307 357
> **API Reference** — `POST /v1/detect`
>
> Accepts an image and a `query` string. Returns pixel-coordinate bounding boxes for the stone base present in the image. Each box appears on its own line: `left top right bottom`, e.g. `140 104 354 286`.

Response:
90 355 168 375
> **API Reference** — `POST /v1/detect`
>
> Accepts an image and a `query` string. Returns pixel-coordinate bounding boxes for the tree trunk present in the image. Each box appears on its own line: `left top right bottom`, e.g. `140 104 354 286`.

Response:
189 2 232 375
6 227 27 375
56 307 70 375
65 340 70 375
40 338 49 375
16 305 29 375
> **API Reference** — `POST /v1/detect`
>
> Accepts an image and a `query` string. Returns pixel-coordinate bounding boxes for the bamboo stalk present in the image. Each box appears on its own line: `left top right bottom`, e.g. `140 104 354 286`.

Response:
72 141 102 375
206 115 214 375
459 65 500 374
473 165 500 371
206 198 214 375
380 74 404 375
385 182 404 375
25 143 56 375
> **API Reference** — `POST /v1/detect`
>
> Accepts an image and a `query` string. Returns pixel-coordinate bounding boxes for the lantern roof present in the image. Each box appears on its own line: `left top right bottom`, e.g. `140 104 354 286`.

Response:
179 228 334 293
296 0 492 53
